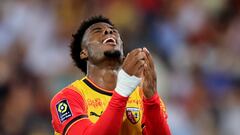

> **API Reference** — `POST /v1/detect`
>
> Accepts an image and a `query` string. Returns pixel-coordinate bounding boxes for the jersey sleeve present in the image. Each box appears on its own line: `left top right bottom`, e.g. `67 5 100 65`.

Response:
50 87 129 135
50 87 88 134
141 92 171 135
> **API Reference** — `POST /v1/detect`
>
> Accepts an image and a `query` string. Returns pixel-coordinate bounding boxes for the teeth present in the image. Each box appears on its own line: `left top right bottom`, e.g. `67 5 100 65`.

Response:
103 37 116 44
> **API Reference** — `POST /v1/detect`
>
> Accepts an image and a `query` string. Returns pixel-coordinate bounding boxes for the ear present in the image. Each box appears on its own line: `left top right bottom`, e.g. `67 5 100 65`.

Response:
80 49 88 60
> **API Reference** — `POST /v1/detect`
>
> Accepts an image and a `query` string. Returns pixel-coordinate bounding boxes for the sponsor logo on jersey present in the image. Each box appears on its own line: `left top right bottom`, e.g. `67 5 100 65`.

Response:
56 99 72 123
126 107 140 124
90 111 103 117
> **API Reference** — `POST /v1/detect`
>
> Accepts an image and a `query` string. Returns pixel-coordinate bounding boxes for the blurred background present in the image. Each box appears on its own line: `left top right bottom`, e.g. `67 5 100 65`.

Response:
0 0 240 135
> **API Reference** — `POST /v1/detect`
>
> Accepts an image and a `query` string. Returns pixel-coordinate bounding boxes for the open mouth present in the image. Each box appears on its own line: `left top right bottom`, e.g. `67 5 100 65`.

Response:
103 37 116 45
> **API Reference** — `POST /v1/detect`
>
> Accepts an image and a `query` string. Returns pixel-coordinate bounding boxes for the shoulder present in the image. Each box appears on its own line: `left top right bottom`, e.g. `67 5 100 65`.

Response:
51 86 80 105
50 79 86 106
50 82 88 133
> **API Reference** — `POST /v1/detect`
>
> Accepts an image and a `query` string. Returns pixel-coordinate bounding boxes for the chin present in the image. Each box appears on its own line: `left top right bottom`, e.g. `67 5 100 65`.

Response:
104 50 122 59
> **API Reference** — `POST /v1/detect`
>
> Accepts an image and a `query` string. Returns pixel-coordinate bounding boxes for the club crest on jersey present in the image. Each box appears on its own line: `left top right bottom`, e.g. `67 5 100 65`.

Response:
56 99 72 123
126 107 140 124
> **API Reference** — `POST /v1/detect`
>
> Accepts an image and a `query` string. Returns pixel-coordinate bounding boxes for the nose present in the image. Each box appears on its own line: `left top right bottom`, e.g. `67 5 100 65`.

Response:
104 28 113 35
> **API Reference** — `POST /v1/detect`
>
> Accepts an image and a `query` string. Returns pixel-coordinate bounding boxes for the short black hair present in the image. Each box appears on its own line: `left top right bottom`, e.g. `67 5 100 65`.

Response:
70 15 113 74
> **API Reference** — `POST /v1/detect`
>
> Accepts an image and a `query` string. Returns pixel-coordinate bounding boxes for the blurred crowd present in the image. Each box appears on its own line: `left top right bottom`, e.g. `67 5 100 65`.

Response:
0 0 240 135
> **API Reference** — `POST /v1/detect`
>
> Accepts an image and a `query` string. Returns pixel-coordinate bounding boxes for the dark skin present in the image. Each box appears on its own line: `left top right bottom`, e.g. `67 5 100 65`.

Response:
80 22 156 98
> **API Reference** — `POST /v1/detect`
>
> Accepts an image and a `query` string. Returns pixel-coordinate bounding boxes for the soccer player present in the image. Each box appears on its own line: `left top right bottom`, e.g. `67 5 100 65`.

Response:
50 15 171 135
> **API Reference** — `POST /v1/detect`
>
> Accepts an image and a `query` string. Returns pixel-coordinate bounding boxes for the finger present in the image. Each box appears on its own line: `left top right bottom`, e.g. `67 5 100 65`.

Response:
144 64 154 81
122 54 129 66
123 49 142 66
144 60 157 83
128 48 142 57
138 65 144 74
134 52 146 61
142 65 147 83
142 63 157 93
135 64 144 77
143 64 152 80
135 59 145 71
143 64 151 85
143 47 154 69
145 61 157 81
142 49 151 69
144 54 157 81
143 70 156 93
123 50 140 66
132 52 146 65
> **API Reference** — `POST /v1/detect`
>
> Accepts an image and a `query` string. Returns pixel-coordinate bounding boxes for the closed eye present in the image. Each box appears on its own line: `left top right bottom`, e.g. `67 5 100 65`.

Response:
92 27 102 33
94 30 102 33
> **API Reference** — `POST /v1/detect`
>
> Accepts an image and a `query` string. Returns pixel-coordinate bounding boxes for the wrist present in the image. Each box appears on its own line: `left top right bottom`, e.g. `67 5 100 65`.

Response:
143 91 158 101
115 69 141 97
143 90 156 99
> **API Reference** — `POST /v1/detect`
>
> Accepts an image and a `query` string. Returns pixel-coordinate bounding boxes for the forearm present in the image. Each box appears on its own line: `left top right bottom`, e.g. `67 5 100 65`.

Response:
142 93 171 135
68 91 128 135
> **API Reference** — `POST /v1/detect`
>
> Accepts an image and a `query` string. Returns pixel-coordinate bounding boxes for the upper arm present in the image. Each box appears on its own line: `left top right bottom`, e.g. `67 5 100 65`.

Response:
50 88 89 134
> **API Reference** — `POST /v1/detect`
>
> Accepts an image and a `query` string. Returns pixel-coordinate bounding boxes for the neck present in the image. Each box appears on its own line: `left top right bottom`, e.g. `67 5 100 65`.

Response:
86 64 119 91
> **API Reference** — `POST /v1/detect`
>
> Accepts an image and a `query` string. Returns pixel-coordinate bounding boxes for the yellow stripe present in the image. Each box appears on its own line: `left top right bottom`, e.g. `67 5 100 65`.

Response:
54 131 61 135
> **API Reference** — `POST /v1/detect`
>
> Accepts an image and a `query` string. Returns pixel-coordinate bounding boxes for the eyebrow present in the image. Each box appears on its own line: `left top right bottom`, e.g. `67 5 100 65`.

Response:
92 27 102 31
91 26 117 33
109 26 118 30
108 26 114 29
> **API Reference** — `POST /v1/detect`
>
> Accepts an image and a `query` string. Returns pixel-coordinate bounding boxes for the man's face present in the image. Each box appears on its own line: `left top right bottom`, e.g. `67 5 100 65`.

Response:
82 22 124 65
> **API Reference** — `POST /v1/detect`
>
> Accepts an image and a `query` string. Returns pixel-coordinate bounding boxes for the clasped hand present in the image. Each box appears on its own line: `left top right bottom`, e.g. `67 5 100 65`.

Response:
122 47 157 99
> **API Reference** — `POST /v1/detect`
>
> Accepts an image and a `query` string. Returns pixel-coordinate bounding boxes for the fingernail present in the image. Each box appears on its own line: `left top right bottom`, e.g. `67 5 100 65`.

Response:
143 47 148 52
144 47 149 53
